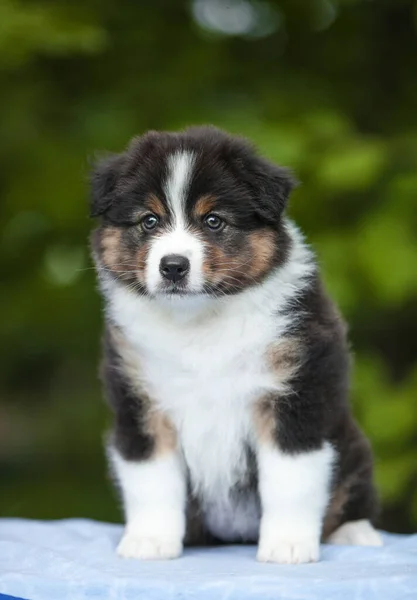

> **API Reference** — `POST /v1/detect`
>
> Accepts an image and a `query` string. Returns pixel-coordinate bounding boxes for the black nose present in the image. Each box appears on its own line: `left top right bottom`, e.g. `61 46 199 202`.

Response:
159 254 190 283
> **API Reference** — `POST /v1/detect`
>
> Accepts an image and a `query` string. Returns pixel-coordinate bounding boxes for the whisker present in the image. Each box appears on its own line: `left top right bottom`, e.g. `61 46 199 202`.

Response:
212 272 260 286
204 258 254 270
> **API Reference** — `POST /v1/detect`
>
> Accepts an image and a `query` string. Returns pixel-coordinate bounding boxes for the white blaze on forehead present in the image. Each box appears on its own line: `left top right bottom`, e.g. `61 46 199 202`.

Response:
146 149 204 294
164 150 196 225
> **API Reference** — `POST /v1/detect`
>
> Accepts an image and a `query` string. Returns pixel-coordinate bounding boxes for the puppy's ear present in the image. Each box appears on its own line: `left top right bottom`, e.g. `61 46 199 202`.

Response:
223 134 297 225
251 158 297 225
89 153 125 218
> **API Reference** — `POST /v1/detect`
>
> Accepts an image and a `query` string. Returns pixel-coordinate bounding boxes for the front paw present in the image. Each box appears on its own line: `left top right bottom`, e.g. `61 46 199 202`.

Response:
257 537 319 564
117 533 183 560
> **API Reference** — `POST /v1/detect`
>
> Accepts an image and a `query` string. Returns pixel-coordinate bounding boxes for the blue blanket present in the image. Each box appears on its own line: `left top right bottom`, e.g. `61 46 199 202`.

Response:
0 519 416 599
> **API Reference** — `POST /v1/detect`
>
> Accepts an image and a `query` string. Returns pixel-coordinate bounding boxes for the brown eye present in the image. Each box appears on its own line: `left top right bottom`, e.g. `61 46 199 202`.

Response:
141 214 159 231
204 214 224 231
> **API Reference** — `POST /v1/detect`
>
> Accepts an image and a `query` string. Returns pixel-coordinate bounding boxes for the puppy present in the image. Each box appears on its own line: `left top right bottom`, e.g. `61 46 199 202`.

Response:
90 126 382 564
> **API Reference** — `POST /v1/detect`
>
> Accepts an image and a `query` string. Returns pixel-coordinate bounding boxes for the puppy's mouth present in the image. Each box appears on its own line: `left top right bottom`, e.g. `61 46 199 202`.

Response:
156 280 195 296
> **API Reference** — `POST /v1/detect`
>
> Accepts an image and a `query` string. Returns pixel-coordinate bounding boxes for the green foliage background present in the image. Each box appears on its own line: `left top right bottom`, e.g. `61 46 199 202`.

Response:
0 0 416 532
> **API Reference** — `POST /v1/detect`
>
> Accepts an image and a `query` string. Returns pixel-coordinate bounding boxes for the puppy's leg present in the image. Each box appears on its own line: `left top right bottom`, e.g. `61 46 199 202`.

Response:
110 446 186 560
254 328 345 564
103 334 186 560
256 440 334 564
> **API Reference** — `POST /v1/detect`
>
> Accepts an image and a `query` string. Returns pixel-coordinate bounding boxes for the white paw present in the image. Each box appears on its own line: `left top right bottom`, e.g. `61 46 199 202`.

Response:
327 519 383 547
257 537 319 564
117 534 182 560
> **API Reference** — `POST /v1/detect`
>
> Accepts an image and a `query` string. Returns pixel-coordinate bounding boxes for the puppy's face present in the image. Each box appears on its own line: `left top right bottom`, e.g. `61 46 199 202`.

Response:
90 127 294 298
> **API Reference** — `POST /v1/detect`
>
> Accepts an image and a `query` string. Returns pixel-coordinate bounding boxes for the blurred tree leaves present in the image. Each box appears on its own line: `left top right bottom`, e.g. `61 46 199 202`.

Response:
317 139 387 192
0 0 416 531
0 0 106 68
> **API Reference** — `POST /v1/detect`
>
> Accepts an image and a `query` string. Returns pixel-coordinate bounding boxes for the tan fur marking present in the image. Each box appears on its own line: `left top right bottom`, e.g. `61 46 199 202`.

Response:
248 230 276 278
100 226 138 280
253 396 276 442
146 410 177 456
135 243 150 284
146 193 167 217
202 229 277 290
109 326 177 456
253 338 302 443
194 195 217 217
101 227 122 270
267 338 302 381
203 243 252 286
202 244 229 281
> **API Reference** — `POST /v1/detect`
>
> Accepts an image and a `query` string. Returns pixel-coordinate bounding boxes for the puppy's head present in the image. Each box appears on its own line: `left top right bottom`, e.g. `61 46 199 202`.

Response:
90 126 295 298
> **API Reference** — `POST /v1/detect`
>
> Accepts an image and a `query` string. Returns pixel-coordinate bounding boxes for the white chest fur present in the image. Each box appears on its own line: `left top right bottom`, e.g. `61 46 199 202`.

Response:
107 281 288 495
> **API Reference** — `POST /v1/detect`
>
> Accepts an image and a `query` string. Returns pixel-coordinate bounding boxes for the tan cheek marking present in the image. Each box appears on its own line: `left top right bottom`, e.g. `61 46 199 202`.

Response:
101 226 138 277
247 230 276 278
110 326 177 457
203 230 276 288
101 227 122 270
135 243 150 284
194 194 217 218
202 244 227 282
146 193 167 218
203 243 249 285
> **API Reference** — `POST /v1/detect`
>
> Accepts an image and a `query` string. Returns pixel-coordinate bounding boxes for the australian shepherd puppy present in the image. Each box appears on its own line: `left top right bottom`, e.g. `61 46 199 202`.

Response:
90 126 382 564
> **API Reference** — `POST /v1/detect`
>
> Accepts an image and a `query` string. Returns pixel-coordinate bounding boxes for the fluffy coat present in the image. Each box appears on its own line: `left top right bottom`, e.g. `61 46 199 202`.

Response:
90 126 381 563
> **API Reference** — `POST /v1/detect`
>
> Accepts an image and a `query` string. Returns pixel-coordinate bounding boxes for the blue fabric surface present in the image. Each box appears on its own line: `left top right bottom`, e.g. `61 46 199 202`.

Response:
0 519 416 600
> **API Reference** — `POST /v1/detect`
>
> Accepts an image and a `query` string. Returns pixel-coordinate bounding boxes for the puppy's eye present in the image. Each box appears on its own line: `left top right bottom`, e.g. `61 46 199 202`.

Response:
204 214 224 231
141 214 159 231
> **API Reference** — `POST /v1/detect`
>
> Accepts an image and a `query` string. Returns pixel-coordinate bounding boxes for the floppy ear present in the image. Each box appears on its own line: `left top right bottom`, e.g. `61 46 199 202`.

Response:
222 134 297 225
251 158 297 225
89 153 125 218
